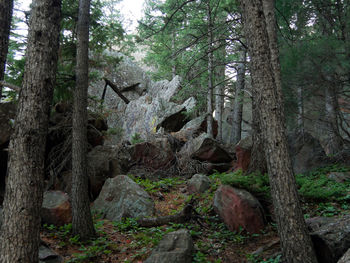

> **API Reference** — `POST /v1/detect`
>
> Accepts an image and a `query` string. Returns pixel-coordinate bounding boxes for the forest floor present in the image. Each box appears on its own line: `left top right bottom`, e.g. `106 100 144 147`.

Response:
41 165 350 263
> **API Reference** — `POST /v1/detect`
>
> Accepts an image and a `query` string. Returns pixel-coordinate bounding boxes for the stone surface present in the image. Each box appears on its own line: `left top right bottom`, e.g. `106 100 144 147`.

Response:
144 229 194 263
39 242 63 263
187 174 211 194
310 215 350 263
41 191 72 226
0 207 2 229
328 172 350 183
87 145 131 199
288 131 330 174
213 185 265 234
180 133 232 164
129 138 175 170
0 102 16 147
92 175 155 221
337 248 350 263
306 217 336 232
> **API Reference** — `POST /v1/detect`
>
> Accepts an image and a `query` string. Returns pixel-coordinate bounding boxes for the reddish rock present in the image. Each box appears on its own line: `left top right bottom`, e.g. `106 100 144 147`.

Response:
233 145 251 172
41 191 72 226
213 185 265 234
130 139 175 170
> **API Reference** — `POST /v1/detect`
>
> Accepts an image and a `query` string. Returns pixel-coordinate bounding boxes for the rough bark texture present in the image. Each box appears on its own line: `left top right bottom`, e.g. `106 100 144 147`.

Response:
230 51 246 145
239 0 318 262
71 0 95 239
206 1 214 138
0 0 14 99
0 0 61 261
325 85 343 155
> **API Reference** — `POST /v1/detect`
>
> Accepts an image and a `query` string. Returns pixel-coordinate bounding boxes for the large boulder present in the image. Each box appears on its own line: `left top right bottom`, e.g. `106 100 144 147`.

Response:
92 175 155 221
233 136 252 172
179 133 232 164
129 138 175 170
310 215 350 263
288 131 330 174
187 174 211 194
87 145 131 199
213 185 265 234
144 229 194 263
171 115 218 142
338 248 350 263
41 191 72 226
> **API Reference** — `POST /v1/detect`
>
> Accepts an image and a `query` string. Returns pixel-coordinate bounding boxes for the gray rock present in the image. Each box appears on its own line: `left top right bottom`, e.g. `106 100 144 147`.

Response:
288 131 330 174
144 229 194 263
328 172 350 183
0 207 2 229
39 243 63 263
187 174 211 194
92 175 155 221
337 248 350 263
310 215 350 263
41 191 72 226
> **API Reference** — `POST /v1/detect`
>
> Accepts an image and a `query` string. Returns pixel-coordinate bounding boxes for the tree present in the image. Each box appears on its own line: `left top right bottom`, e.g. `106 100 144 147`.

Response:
71 0 96 239
238 0 318 262
0 0 14 100
0 0 61 261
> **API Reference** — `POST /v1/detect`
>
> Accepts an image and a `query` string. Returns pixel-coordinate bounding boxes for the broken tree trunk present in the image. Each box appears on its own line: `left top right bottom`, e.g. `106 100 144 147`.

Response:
103 77 130 104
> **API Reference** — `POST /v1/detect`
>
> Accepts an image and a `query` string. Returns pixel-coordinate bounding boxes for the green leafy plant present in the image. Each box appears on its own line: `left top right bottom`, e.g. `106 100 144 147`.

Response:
131 133 144 144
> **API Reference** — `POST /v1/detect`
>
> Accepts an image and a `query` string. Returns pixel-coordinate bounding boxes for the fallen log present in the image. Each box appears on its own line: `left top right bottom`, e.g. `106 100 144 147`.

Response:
103 77 130 104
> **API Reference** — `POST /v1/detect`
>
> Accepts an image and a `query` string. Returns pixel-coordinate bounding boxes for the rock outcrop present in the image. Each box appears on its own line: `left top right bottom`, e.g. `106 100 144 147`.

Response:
144 229 194 263
213 185 265 234
92 175 155 221
41 191 72 226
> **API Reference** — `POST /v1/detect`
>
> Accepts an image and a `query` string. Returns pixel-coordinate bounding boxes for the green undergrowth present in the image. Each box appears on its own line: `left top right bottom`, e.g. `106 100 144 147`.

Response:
212 164 350 202
129 175 185 194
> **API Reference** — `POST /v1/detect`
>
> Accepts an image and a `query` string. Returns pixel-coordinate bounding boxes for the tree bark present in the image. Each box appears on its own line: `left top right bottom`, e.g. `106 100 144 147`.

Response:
71 0 95 240
324 84 343 155
238 0 318 262
0 0 61 261
206 1 214 138
230 50 246 145
0 0 14 100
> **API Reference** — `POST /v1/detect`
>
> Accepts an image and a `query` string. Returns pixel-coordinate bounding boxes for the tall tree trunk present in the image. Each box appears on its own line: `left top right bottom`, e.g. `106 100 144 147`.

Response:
239 0 318 262
71 0 95 239
206 0 214 138
325 84 343 154
215 39 226 142
0 0 61 261
297 86 304 134
0 0 14 100
230 50 246 145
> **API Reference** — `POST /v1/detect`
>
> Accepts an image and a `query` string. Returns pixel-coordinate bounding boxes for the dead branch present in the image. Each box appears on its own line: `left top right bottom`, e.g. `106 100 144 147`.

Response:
0 81 20 92
120 82 141 93
103 78 130 104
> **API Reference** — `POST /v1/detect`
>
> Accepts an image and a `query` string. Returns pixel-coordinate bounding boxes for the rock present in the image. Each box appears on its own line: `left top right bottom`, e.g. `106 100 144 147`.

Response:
144 229 194 263
129 138 175 170
0 207 2 228
0 102 16 147
310 215 350 263
92 175 155 221
171 115 218 142
328 172 350 183
87 145 131 199
288 131 330 174
41 191 72 226
187 174 211 194
180 133 232 164
213 185 265 233
306 217 336 232
232 136 253 172
337 248 350 263
39 242 63 263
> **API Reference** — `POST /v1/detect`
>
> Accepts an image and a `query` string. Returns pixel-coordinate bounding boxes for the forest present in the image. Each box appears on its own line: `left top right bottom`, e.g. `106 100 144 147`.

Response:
0 0 350 262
